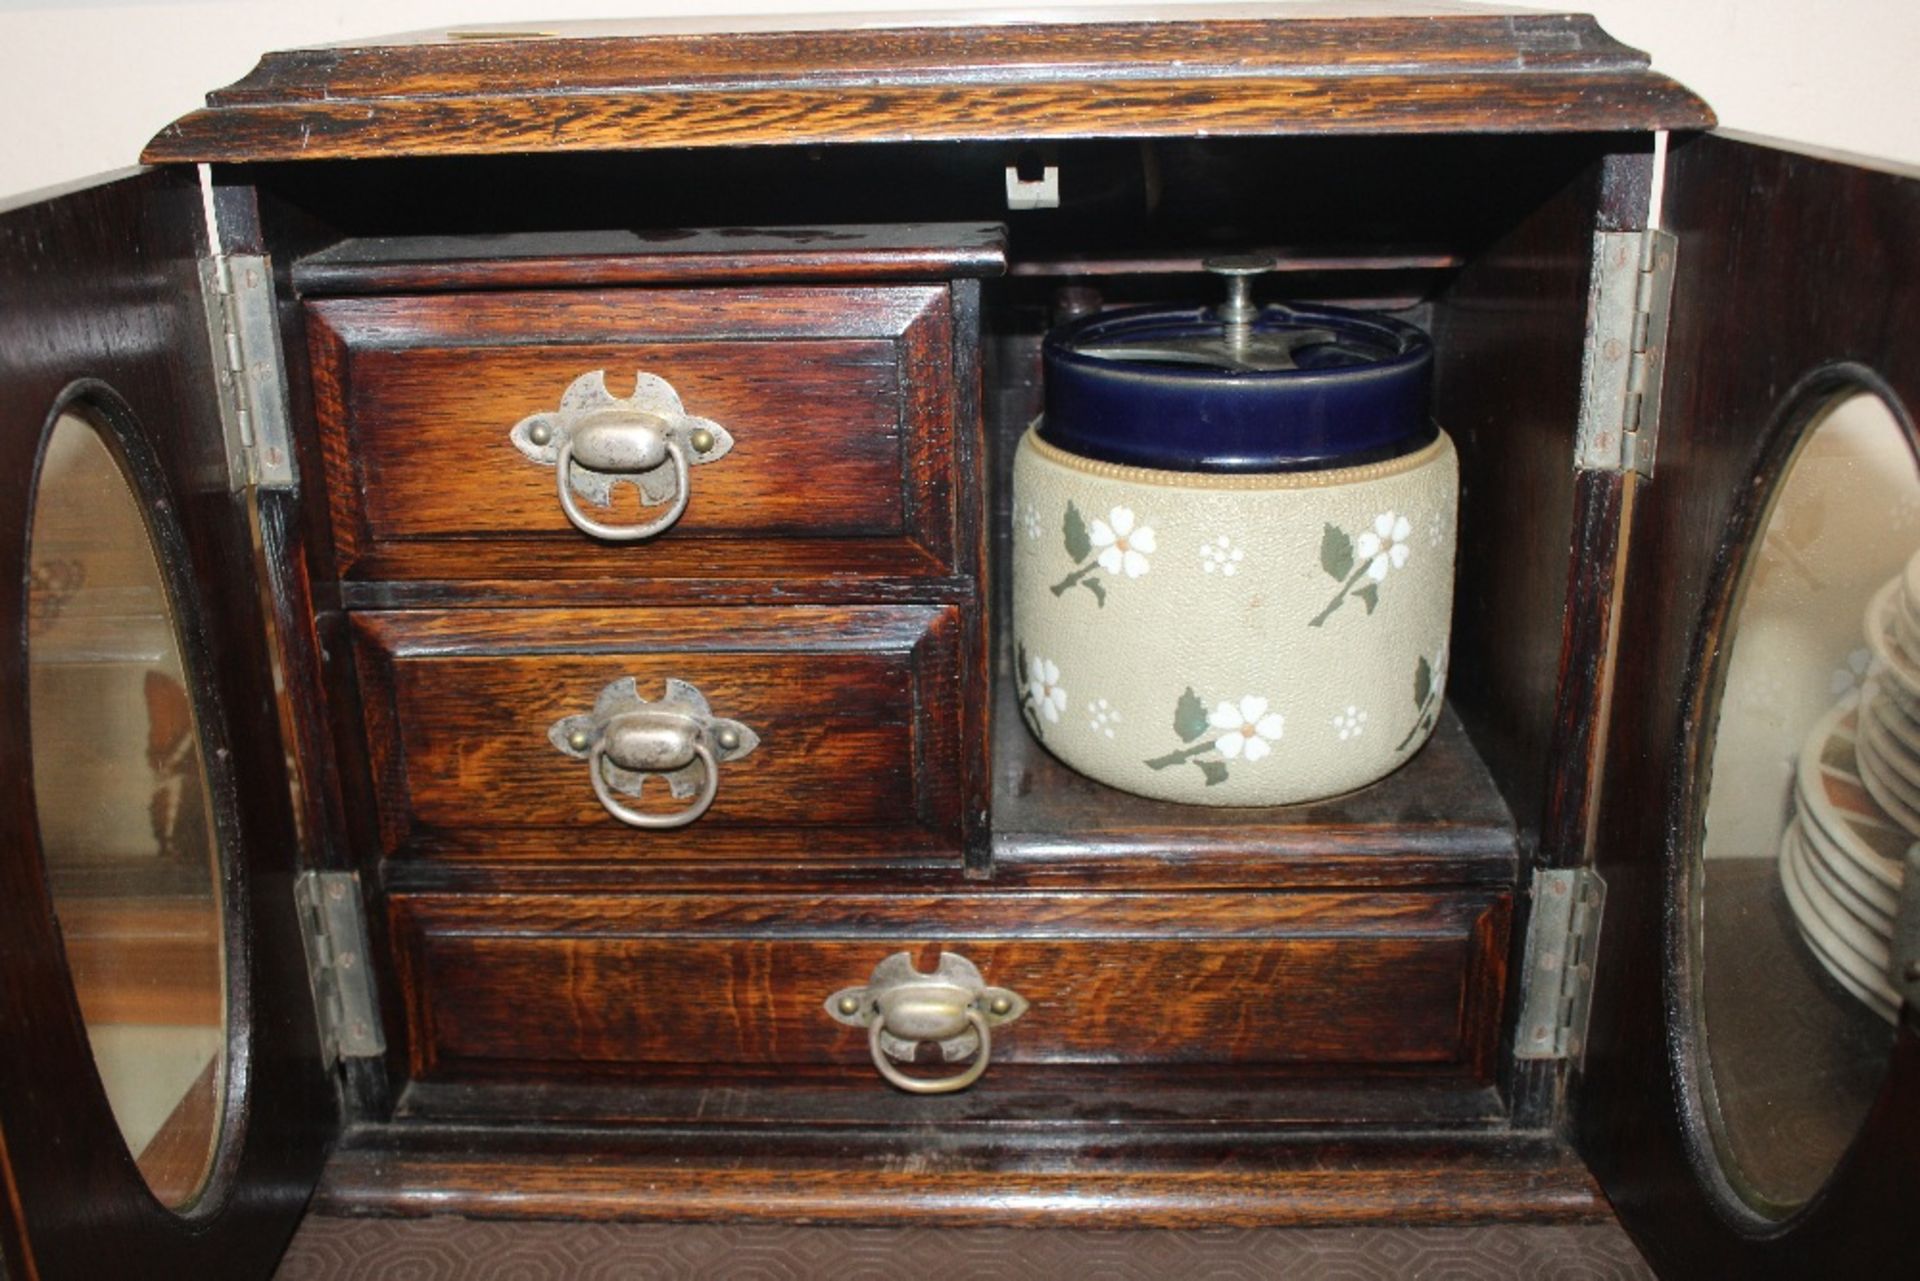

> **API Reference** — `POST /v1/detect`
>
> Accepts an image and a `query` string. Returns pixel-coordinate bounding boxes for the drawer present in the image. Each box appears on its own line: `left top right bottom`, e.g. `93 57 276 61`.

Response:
307 285 970 588
350 605 981 865
388 891 1511 1086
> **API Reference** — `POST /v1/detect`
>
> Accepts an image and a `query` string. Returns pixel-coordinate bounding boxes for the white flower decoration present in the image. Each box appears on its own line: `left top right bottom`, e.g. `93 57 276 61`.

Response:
1087 698 1121 739
1209 696 1285 762
1027 656 1067 724
1354 512 1412 582
1090 506 1156 578
1332 706 1368 740
1200 535 1246 577
1020 502 1042 541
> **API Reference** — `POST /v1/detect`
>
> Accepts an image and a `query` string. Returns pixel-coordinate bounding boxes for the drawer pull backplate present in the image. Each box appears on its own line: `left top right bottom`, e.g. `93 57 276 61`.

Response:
511 370 733 542
549 677 759 829
826 952 1029 1094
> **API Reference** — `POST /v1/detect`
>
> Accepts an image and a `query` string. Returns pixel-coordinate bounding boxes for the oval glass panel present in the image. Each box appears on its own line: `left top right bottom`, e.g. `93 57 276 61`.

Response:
26 410 227 1209
1695 390 1909 1216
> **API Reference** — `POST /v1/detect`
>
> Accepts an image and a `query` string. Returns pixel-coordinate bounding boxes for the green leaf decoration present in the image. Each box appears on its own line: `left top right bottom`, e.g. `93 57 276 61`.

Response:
1320 523 1354 581
1083 576 1107 607
1064 501 1092 562
1413 655 1433 711
1197 759 1230 787
1174 687 1210 742
1355 582 1380 614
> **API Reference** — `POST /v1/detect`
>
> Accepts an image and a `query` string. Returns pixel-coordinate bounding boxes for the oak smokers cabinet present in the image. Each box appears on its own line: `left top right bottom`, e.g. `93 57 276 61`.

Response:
1 7 1916 1278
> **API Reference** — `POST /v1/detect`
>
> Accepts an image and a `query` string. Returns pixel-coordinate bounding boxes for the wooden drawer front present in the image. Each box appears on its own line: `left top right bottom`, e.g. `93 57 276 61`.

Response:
390 892 1510 1083
352 606 969 863
308 286 963 585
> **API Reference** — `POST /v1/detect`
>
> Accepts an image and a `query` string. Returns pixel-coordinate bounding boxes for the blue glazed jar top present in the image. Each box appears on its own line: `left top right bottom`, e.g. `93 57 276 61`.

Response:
1041 302 1435 472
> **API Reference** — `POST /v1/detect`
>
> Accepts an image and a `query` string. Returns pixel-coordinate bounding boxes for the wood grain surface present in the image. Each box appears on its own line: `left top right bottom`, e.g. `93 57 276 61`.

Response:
351 606 967 862
313 1124 1604 1227
143 9 1710 163
391 1073 1513 1129
389 890 1509 1081
307 286 962 581
293 224 1008 294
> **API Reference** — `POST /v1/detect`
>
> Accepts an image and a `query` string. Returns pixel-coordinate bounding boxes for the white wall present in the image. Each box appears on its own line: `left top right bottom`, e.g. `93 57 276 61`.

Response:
1 0 1916 201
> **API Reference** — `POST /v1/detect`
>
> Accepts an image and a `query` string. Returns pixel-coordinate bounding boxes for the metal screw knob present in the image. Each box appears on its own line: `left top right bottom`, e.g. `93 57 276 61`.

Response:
838 995 862 1016
567 729 592 752
987 995 1013 1016
528 422 553 447
689 427 716 455
716 727 741 751
1205 253 1276 329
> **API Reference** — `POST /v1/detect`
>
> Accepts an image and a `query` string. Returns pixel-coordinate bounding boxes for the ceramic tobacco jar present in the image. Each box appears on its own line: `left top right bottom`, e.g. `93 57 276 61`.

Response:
1012 257 1458 805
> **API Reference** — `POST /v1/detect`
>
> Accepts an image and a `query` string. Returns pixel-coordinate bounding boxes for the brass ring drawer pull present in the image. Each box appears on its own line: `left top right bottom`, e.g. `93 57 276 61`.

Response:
826 952 1029 1094
549 677 759 830
512 370 733 543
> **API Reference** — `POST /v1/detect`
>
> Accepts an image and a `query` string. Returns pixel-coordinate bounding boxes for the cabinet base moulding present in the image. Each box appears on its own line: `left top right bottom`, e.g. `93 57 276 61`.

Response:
314 1127 1609 1228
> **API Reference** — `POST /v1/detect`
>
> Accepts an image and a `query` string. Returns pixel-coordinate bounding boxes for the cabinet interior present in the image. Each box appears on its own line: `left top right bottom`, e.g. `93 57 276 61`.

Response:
231 129 1634 1132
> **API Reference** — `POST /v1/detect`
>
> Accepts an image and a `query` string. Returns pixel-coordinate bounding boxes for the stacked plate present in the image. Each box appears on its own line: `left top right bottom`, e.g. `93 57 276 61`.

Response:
1778 572 1917 1025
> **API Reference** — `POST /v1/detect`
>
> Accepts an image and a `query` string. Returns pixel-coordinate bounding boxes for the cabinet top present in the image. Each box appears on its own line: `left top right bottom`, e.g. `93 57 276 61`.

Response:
144 2 1713 164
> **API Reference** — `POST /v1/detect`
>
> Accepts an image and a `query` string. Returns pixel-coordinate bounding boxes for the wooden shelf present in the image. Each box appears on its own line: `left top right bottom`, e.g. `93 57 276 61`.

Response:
992 678 1519 890
317 1120 1605 1227
292 224 1009 295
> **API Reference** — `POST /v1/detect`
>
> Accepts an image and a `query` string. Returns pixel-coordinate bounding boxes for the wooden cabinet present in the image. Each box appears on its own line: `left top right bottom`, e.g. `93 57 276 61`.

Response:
1 7 1915 1278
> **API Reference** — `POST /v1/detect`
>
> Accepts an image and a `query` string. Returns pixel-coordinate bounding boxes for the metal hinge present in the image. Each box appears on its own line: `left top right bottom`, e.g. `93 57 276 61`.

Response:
1575 229 1677 477
198 253 295 493
1515 867 1608 1062
293 871 386 1063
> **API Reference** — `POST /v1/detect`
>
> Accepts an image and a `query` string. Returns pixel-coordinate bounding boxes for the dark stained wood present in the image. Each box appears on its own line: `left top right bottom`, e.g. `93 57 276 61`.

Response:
995 680 1518 889
949 279 994 875
389 890 1508 1082
154 75 1712 163
0 170 332 1279
201 8 1707 99
393 1073 1512 1130
314 1124 1606 1226
1428 148 1603 854
1578 133 1920 1275
334 543 967 608
294 224 1007 294
307 285 968 586
142 8 1710 164
1430 143 1654 1131
352 606 971 863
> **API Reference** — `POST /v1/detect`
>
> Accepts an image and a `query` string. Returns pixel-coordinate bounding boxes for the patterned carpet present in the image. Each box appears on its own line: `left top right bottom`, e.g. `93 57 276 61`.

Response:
274 1218 1652 1280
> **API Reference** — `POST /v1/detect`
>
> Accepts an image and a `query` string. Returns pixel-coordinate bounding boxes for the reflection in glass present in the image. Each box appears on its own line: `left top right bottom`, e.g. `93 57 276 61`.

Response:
1696 392 1908 1215
27 411 226 1209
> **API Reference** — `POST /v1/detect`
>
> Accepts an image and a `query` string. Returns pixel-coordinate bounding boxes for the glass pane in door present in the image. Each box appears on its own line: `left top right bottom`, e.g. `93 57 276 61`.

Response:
1694 390 1909 1216
26 410 227 1209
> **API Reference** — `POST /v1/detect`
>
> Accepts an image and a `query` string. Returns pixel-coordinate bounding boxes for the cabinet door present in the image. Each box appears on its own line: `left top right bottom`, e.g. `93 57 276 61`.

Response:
0 171 335 1278
1577 133 1919 1275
